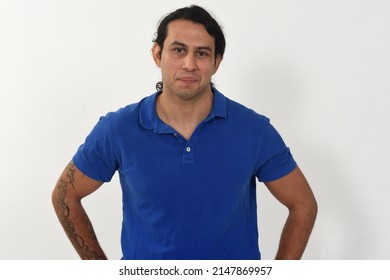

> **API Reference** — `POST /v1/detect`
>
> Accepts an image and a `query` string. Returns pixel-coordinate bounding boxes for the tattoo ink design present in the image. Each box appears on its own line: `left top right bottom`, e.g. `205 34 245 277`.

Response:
56 163 105 260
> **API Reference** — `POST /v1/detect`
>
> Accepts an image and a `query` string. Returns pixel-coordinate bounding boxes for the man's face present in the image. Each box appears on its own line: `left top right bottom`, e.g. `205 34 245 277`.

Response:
152 19 221 101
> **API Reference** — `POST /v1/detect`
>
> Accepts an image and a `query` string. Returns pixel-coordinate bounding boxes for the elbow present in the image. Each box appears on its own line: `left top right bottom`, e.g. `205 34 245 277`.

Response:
309 195 318 217
52 181 68 212
305 195 318 228
313 197 318 217
289 195 318 224
52 186 60 212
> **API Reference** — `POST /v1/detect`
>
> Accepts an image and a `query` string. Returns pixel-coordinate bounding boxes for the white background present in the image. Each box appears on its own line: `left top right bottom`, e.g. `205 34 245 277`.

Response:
1 0 389 260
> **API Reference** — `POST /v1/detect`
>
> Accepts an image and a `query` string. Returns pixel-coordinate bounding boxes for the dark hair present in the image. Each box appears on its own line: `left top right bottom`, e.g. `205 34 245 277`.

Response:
153 5 226 91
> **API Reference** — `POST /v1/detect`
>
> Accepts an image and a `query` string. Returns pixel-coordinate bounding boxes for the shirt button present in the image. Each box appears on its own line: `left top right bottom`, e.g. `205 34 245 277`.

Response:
186 147 191 152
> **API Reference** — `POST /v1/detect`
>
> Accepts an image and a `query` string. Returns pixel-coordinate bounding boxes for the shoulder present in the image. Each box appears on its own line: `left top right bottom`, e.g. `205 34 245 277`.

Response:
211 88 274 147
223 95 271 131
213 87 269 125
228 98 268 120
104 100 141 123
99 93 155 131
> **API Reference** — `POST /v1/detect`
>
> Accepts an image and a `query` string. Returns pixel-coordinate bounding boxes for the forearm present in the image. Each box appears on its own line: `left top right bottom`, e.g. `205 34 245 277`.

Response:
275 204 317 260
52 165 107 260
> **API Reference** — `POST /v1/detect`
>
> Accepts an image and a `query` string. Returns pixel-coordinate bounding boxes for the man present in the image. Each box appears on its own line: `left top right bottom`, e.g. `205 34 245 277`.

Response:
52 5 317 260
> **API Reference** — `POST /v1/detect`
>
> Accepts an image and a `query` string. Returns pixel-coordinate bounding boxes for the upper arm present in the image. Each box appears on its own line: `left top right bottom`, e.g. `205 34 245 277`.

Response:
264 166 317 211
53 161 104 202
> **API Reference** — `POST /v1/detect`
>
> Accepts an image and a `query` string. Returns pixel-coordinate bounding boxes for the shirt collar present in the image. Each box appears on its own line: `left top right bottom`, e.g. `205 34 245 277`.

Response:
139 87 227 131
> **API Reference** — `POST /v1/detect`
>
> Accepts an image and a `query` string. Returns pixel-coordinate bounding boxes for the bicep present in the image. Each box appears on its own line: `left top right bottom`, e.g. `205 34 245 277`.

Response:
264 166 316 210
53 161 103 201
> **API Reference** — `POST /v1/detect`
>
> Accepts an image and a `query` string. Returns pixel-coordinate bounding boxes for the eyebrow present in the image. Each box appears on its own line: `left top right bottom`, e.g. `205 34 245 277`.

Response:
170 41 213 52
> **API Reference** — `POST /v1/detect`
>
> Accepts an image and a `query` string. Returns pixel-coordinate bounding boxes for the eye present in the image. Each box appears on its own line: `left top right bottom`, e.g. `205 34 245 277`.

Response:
174 48 185 54
197 51 210 58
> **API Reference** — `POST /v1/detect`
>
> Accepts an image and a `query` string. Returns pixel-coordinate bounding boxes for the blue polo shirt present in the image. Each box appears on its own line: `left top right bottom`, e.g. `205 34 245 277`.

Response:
73 88 297 260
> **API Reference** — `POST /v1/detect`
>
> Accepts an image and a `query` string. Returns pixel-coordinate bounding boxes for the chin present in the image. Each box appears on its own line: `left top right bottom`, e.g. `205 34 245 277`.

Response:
165 83 210 101
175 90 199 101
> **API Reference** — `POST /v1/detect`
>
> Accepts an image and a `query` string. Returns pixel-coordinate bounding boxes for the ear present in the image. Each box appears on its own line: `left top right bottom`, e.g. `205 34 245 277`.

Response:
212 55 222 75
152 43 162 67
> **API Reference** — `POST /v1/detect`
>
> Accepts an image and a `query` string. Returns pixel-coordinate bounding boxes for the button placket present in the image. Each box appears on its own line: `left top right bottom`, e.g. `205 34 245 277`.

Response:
178 121 208 165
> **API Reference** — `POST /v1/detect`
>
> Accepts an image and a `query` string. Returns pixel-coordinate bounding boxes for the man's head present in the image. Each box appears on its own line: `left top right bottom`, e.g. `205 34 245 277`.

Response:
152 5 225 96
153 5 226 61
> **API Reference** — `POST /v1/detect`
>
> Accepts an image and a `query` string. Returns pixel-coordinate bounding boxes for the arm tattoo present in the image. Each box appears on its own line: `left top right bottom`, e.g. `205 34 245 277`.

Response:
56 162 105 260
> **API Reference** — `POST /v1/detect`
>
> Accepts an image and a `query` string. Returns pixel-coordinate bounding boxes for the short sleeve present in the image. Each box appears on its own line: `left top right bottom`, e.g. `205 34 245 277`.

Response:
255 121 297 182
72 114 118 182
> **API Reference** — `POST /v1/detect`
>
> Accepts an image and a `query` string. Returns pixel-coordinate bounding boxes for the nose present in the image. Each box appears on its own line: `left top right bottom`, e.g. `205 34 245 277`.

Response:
182 53 196 71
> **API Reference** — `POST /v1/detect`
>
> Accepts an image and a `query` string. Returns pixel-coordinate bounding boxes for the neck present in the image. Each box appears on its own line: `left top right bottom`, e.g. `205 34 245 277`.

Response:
156 89 213 140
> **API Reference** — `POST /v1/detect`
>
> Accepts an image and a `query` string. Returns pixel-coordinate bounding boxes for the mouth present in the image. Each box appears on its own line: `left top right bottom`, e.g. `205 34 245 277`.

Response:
177 77 198 84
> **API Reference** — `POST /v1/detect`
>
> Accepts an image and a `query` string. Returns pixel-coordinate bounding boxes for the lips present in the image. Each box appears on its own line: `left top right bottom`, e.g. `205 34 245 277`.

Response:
177 76 198 83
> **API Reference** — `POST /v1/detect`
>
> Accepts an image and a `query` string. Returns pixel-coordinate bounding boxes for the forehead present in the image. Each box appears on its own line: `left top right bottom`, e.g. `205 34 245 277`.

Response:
165 19 215 49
